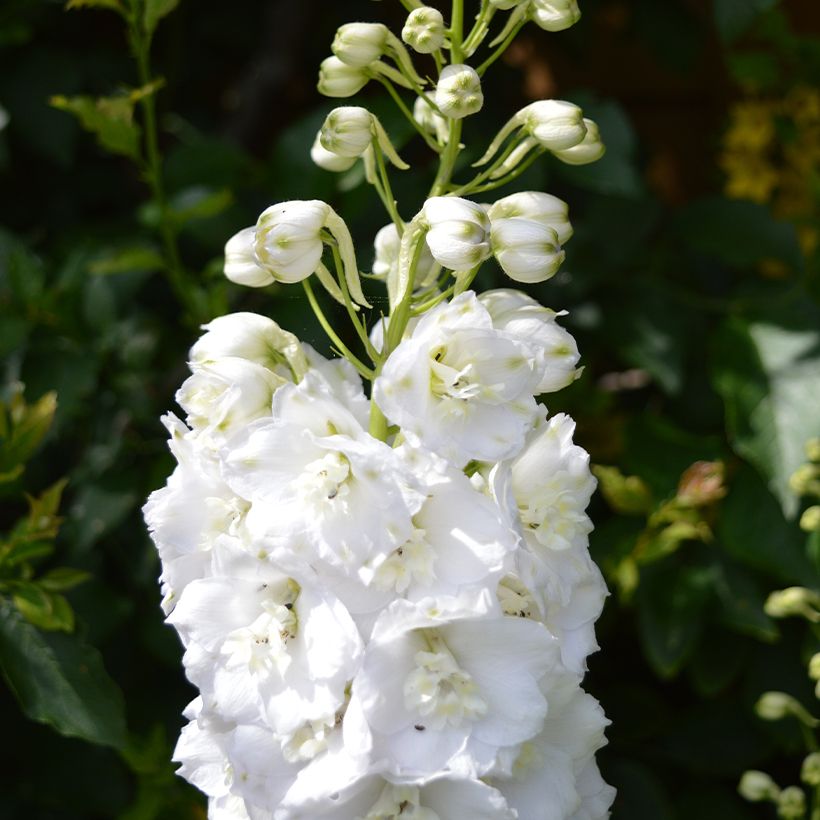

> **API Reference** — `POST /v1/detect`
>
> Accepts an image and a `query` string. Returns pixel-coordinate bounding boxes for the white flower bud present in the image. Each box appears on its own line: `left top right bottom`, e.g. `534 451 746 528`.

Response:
738 770 780 802
756 691 795 721
552 118 606 165
413 96 449 144
488 191 573 245
422 196 491 270
224 227 273 287
310 131 357 173
372 223 437 286
491 217 564 283
800 505 820 532
320 106 375 158
764 587 820 621
809 652 820 681
332 22 389 68
402 7 446 54
522 100 587 150
531 0 582 32
801 752 820 787
435 64 484 120
317 56 370 98
777 786 806 820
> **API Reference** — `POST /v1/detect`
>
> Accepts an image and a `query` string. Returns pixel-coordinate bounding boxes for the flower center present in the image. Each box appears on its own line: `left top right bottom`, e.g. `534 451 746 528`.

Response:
362 784 440 820
403 634 487 729
373 527 436 593
294 450 351 505
429 347 480 402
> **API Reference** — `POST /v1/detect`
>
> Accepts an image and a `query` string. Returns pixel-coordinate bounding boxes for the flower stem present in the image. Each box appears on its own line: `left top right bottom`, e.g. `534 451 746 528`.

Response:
476 19 525 76
378 78 442 153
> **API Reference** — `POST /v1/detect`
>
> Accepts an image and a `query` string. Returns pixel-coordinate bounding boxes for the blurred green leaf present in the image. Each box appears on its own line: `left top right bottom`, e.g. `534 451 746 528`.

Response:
39 567 92 592
676 198 802 272
713 311 820 518
593 465 654 515
689 627 747 697
89 246 164 276
714 562 779 641
50 94 140 160
714 0 780 43
143 0 179 37
12 583 75 632
637 563 716 678
66 0 125 12
0 389 57 479
0 598 127 748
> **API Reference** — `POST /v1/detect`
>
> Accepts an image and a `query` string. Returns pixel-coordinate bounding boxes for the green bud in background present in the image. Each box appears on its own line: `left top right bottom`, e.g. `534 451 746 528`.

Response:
739 770 780 802
777 786 807 820
801 752 820 787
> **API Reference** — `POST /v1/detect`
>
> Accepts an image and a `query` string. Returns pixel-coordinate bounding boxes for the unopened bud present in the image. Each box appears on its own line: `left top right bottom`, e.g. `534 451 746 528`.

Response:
402 7 446 54
488 191 573 245
777 786 806 820
372 223 437 286
413 96 449 144
320 106 375 158
801 752 820 787
332 22 389 67
756 691 819 727
764 587 820 622
531 0 582 32
521 100 587 150
490 218 564 283
435 64 483 120
423 196 491 270
318 56 371 98
552 118 606 165
800 506 820 532
739 770 780 802
806 438 820 463
809 653 820 681
310 131 357 172
790 463 820 496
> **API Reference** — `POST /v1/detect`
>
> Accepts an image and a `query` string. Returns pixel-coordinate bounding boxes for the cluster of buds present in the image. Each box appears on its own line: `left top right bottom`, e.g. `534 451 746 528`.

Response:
146 2 615 818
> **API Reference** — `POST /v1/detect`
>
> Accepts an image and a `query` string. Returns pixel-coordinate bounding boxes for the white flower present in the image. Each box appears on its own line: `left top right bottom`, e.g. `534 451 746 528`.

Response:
488 191 573 246
317 56 371 98
320 107 408 169
402 7 446 54
190 312 309 381
332 22 390 67
435 64 484 119
373 291 543 466
572 759 617 819
552 118 606 165
490 217 565 283
350 589 558 777
480 289 581 393
310 131 358 172
531 0 582 32
423 197 491 271
414 95 450 144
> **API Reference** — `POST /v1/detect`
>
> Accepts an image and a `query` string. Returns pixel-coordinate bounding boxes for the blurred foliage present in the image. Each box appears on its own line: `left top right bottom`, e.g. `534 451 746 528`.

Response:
0 0 819 817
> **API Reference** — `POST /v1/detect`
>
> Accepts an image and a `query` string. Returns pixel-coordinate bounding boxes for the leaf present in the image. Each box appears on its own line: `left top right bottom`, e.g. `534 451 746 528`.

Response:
712 310 820 518
676 198 802 272
636 562 716 678
714 0 780 43
143 0 180 37
39 567 91 592
50 94 140 160
0 599 127 747
88 246 164 276
714 562 779 641
12 584 74 632
0 390 57 476
66 0 124 12
592 465 654 515
689 627 747 697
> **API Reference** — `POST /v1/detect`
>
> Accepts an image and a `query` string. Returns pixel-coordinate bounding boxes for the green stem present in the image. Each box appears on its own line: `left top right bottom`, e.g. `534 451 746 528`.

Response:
430 118 463 196
378 78 441 153
462 0 494 57
449 0 464 63
368 380 390 441
476 19 525 76
411 283 455 315
450 135 522 195
329 243 379 362
302 279 374 379
459 145 547 194
127 11 200 322
374 146 405 234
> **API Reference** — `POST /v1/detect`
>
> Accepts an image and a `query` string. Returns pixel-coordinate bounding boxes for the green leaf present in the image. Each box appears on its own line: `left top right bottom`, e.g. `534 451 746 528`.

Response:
0 539 54 567
89 246 164 276
0 390 57 476
714 562 779 641
0 598 127 748
676 197 802 272
66 0 125 12
636 562 716 678
712 310 820 518
12 584 74 632
50 94 140 160
592 465 654 515
39 567 91 592
689 627 747 697
143 0 180 37
714 0 780 43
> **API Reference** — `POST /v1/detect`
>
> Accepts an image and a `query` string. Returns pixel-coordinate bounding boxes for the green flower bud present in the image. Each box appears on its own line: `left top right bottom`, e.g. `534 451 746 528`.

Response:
756 691 819 727
434 64 483 120
764 587 820 622
800 506 820 532
801 753 820 787
777 786 806 820
805 437 820 463
808 653 820 681
739 770 780 802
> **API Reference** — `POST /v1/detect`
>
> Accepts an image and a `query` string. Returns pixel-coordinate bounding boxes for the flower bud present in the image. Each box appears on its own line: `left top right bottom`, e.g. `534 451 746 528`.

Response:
402 7 446 53
800 505 820 532
738 770 780 802
332 22 389 68
790 463 820 495
488 191 573 245
806 437 820 463
317 56 370 98
777 786 806 820
809 652 820 681
756 691 819 727
802 752 820 787
523 100 588 150
310 131 357 172
372 223 437 286
320 106 375 158
531 0 582 32
490 217 564 283
764 587 820 621
435 64 484 120
422 196 491 270
413 96 449 144
552 118 606 165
